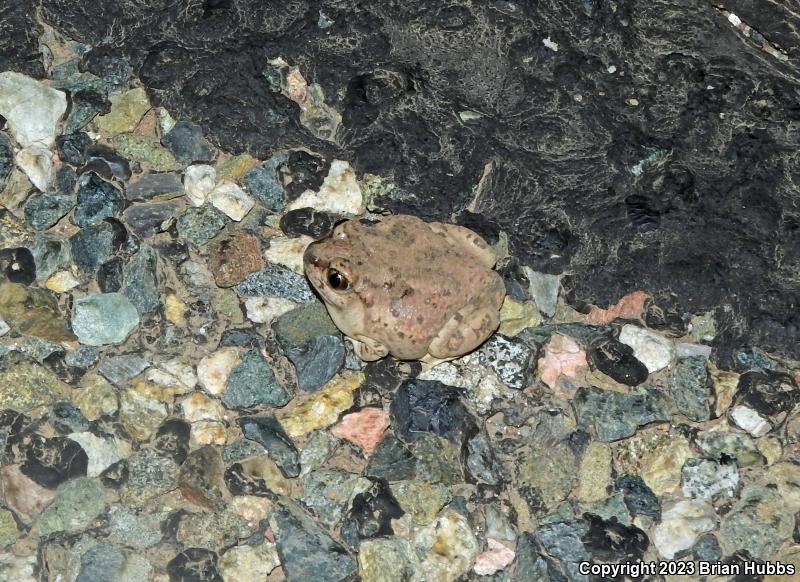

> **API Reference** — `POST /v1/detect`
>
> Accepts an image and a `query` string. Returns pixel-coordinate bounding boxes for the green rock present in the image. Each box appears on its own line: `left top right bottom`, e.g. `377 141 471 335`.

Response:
212 288 244 323
301 469 371 528
670 356 711 421
0 360 71 412
391 480 451 525
223 350 290 408
516 444 576 509
120 448 179 508
273 302 339 350
414 435 464 485
37 478 107 536
0 508 19 547
720 485 794 561
577 442 612 504
94 88 150 135
176 205 227 246
572 386 669 441
587 493 632 526
696 430 764 467
358 538 422 582
218 544 280 580
110 134 182 171
107 504 162 548
0 281 75 341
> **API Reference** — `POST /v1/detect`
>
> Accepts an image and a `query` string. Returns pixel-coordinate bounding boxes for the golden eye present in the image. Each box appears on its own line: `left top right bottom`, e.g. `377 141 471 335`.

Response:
327 268 349 290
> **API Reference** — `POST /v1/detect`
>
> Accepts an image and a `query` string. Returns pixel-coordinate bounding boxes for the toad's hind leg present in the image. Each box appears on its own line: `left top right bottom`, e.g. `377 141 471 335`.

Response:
427 222 497 268
427 301 501 361
349 336 389 361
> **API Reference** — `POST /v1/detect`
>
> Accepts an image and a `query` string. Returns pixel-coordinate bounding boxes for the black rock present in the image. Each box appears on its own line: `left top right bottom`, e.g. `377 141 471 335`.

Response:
162 121 217 163
693 533 722 562
340 478 404 548
498 256 531 302
153 419 191 465
282 150 329 200
66 89 110 134
153 239 190 265
360 358 417 406
126 172 183 201
279 208 341 239
70 220 128 271
286 335 346 392
616 475 661 519
43 351 84 385
81 46 133 90
581 513 649 561
390 379 477 445
0 409 31 465
0 247 36 285
167 548 222 582
218 328 265 350
270 500 357 582
74 173 126 227
644 299 688 337
0 133 13 188
99 459 129 488
588 336 649 386
123 201 180 238
224 461 274 498
735 371 800 417
56 164 78 195
466 432 504 485
82 144 132 181
56 132 92 166
239 415 300 478
25 193 75 231
49 402 89 433
20 434 88 488
97 257 124 293
365 433 416 481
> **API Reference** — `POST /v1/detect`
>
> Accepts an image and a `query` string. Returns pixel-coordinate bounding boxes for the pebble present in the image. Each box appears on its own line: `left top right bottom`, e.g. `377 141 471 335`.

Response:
618 324 675 372
125 172 183 201
286 160 363 215
0 133 13 189
122 200 180 238
72 293 140 346
729 404 772 437
74 173 125 227
616 475 661 519
1 465 56 522
415 510 478 582
280 372 363 438
218 544 280 580
234 263 316 303
0 247 36 285
111 133 181 171
479 334 534 389
572 386 668 441
243 151 289 211
36 477 107 536
45 270 79 292
538 333 588 390
244 296 297 323
588 336 649 386
330 407 390 454
84 143 132 181
183 163 216 206
681 457 740 499
240 415 301 478
0 319 9 337
94 87 150 136
358 538 422 582
197 347 241 395
390 379 476 446
720 485 794 561
473 539 516 576
70 220 127 271
286 334 346 391
263 235 312 273
97 354 149 386
121 245 159 315
179 445 227 510
73 373 118 420
670 355 711 421
223 350 290 408
524 268 560 317
0 72 67 147
209 232 263 287
56 132 92 166
118 385 168 442
176 204 227 246
162 120 217 162
67 432 122 477
279 207 340 239
577 441 612 504
16 144 54 191
0 282 74 341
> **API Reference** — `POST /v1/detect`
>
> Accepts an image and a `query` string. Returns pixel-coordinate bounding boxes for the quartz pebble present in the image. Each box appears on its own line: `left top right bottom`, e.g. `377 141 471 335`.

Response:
0 72 67 147
618 324 675 373
209 181 255 221
183 163 216 206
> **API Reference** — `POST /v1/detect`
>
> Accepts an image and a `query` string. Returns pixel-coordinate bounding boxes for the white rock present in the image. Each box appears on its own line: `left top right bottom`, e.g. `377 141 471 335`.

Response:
0 319 10 337
159 359 198 389
197 347 241 395
418 362 468 388
144 368 193 396
244 296 298 324
190 420 227 447
414 510 478 582
180 392 225 423
286 160 363 215
619 324 675 372
0 72 67 147
264 235 314 274
15 145 54 191
729 405 772 437
682 458 740 499
183 164 216 207
210 181 255 221
676 342 712 358
473 539 515 577
652 499 716 559
68 432 122 477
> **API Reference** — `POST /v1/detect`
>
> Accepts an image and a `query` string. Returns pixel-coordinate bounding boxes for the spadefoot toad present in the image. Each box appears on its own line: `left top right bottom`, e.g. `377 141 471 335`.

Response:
303 214 506 367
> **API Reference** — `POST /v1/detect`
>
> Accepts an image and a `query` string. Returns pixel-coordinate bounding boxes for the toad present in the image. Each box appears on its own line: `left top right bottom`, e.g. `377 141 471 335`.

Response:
303 214 506 367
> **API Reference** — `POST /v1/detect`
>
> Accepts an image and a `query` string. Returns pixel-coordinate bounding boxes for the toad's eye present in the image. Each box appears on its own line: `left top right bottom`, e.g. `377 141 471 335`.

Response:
327 268 349 291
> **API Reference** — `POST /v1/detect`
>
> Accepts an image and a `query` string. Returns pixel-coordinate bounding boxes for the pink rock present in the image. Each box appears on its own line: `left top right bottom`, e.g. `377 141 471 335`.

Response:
587 290 649 324
539 333 588 390
473 538 515 576
1 465 56 521
330 407 390 454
